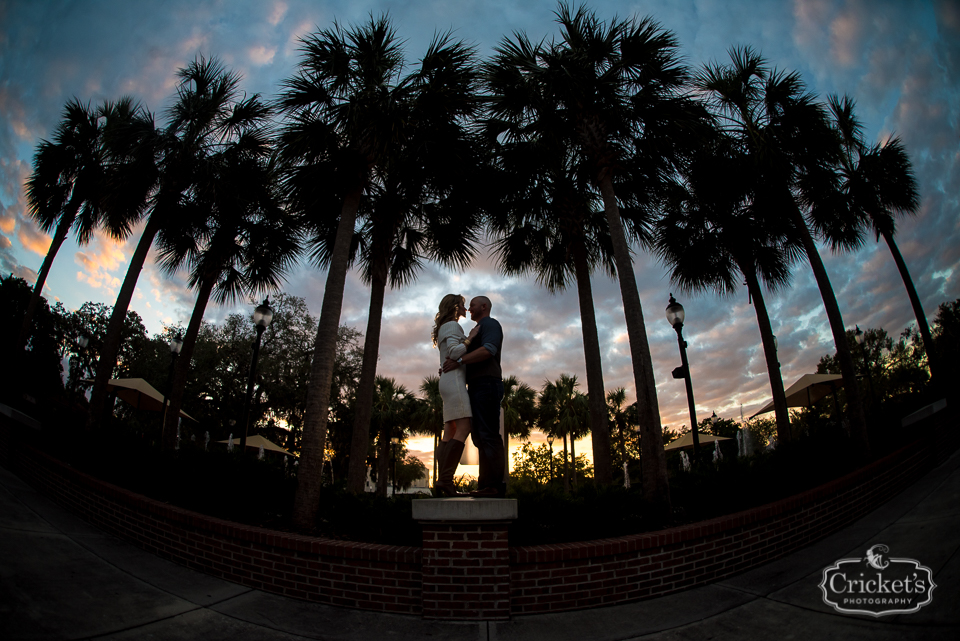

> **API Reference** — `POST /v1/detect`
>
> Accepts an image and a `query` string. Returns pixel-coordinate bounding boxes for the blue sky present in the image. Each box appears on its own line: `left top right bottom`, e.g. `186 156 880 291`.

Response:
1 0 958 463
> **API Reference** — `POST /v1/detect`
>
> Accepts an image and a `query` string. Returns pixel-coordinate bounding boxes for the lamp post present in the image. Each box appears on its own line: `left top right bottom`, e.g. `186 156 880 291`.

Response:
391 436 401 495
162 334 184 427
240 297 274 453
547 435 554 484
666 294 700 460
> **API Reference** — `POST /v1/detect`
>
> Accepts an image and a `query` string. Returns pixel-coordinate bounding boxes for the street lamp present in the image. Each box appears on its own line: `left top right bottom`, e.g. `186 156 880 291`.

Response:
391 436 401 495
162 334 184 428
240 297 273 453
546 435 555 483
666 294 700 460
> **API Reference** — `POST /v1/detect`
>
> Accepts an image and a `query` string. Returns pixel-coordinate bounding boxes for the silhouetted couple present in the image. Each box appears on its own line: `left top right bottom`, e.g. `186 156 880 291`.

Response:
431 294 505 498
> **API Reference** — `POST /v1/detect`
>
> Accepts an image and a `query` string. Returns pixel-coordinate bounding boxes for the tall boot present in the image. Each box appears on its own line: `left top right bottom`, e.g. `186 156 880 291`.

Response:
435 439 465 497
433 440 448 496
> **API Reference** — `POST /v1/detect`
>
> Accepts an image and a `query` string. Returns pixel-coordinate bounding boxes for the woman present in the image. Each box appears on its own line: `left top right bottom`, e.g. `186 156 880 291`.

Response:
432 293 478 496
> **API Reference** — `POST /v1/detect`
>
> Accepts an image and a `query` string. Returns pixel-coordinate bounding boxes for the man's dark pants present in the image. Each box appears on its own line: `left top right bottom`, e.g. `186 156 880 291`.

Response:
468 377 505 493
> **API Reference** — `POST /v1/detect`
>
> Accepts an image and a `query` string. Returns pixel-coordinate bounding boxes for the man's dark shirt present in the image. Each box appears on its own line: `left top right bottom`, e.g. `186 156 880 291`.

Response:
465 316 503 382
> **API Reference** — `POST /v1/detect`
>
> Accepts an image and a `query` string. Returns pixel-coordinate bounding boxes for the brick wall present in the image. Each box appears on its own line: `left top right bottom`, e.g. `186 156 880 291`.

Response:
2 427 421 614
421 522 511 620
509 429 939 614
0 407 953 618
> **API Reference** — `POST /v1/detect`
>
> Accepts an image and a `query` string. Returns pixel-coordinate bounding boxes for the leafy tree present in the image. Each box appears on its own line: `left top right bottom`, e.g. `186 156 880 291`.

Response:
1 275 63 408
512 442 592 488
395 453 428 492
933 299 960 385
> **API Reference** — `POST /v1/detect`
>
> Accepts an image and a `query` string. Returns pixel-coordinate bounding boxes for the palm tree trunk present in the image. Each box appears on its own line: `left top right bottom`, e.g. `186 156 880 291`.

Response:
86 214 163 431
597 175 670 509
17 214 75 352
572 245 612 484
570 434 578 491
377 426 390 497
161 273 216 451
881 230 942 389
293 186 363 528
347 243 391 493
562 432 570 493
791 212 870 456
742 269 792 443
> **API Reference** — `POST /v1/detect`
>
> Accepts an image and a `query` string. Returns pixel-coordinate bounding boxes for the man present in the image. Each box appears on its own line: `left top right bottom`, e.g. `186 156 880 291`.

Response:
442 295 505 497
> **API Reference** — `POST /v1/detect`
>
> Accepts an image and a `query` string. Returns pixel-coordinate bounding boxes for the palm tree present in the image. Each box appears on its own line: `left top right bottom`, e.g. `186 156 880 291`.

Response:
370 376 416 497
343 34 483 494
276 16 445 522
655 135 798 444
19 98 121 353
86 58 265 432
606 387 639 486
825 96 939 388
696 48 870 456
412 375 445 486
485 4 709 507
157 146 301 451
539 374 590 492
501 375 537 488
486 127 616 485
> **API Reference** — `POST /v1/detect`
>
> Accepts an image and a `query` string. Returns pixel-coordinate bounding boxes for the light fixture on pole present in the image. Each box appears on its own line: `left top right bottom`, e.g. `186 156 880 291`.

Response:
666 294 700 460
240 297 273 453
162 334 184 428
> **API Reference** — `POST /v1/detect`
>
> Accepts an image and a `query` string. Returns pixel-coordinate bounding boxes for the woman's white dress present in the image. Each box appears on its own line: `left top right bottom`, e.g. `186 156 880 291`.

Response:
437 320 472 422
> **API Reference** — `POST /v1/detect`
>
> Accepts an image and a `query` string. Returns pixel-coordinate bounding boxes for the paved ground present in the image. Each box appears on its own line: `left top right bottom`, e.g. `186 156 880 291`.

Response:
1 448 957 641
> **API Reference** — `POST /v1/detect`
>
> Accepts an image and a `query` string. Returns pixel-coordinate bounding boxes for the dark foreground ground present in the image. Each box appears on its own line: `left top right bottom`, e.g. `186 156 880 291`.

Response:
1 448 958 641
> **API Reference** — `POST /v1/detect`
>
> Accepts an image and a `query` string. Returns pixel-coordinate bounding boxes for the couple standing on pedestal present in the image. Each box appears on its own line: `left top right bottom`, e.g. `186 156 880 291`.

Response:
431 294 505 498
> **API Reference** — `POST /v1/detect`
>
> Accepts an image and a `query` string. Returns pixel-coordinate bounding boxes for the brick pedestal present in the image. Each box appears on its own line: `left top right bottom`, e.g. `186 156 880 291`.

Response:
413 498 517 620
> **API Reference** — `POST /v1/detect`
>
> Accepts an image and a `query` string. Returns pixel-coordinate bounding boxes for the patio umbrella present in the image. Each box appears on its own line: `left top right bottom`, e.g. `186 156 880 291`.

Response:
217 434 292 456
750 374 844 418
81 378 196 421
664 433 733 451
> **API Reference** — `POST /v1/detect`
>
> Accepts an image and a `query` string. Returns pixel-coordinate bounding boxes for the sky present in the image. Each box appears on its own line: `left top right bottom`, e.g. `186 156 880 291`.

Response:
1 0 958 472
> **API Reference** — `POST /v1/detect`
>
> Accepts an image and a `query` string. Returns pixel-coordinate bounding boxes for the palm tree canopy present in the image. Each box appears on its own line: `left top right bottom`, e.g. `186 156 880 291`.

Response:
538 373 591 441
25 98 110 243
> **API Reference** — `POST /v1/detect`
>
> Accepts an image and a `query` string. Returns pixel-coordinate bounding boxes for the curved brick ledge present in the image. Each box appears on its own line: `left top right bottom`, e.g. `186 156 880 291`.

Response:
0 406 954 618
1 433 421 613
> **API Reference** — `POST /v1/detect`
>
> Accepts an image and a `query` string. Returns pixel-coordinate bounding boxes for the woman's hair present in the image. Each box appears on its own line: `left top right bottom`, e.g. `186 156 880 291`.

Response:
432 294 464 346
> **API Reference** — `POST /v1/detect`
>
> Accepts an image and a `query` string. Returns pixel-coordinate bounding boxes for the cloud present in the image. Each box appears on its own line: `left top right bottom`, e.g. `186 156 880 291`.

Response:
248 44 278 66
